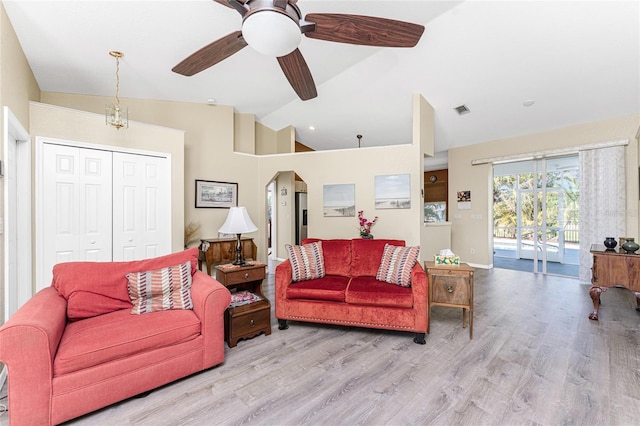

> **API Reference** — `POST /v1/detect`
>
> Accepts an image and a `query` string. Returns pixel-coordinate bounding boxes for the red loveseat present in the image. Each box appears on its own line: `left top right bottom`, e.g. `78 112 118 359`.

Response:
0 248 230 426
275 238 428 343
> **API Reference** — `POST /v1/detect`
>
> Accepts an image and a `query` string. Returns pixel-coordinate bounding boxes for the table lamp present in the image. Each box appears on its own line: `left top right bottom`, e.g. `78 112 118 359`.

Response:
218 206 258 265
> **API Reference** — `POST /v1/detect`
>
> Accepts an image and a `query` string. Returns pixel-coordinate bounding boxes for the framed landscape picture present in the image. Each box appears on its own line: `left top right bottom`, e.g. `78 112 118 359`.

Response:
195 180 238 208
375 174 411 209
323 184 355 217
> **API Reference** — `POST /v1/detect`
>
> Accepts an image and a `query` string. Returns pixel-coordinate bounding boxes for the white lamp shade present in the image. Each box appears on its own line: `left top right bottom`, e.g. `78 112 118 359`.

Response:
219 207 258 234
242 10 301 57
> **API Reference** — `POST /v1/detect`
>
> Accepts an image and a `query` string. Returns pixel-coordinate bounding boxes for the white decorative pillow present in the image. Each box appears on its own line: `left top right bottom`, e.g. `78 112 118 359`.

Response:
127 261 193 314
376 244 420 287
285 241 326 282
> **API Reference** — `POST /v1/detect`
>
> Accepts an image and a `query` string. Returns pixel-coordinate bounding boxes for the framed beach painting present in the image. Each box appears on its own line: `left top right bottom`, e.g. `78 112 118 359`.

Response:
323 184 355 217
375 174 411 209
195 180 238 208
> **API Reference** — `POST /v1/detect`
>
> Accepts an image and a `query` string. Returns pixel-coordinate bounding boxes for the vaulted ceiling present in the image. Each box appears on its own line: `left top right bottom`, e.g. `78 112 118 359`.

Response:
3 0 639 168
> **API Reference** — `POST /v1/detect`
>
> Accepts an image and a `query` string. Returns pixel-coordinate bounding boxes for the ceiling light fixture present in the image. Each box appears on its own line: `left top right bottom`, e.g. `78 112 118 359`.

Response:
523 99 535 107
105 51 128 130
242 3 303 57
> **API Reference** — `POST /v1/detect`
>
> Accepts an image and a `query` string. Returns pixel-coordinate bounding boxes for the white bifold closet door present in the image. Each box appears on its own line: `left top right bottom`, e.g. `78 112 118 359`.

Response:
112 152 171 261
41 143 170 290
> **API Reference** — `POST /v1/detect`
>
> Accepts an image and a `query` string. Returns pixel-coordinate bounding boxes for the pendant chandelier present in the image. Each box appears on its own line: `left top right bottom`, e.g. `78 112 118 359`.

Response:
105 51 128 130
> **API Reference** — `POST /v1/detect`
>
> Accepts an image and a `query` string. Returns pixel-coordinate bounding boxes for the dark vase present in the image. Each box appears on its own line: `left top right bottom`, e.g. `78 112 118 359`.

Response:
622 240 640 253
603 237 617 249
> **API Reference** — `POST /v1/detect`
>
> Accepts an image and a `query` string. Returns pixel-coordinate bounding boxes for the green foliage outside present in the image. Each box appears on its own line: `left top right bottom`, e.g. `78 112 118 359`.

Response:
493 169 579 243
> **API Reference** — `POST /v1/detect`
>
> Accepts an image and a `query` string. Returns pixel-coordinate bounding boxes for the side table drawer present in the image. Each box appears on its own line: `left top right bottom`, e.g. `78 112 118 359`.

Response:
219 267 265 286
229 305 270 335
225 301 271 347
431 275 470 305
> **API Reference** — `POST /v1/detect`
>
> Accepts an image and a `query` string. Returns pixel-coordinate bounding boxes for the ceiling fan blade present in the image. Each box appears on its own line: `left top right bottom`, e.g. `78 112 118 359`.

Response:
304 13 425 47
277 49 317 101
213 0 248 16
213 0 233 8
172 31 247 76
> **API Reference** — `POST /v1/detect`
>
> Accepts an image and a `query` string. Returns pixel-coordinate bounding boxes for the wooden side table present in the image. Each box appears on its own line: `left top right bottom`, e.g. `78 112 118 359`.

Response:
199 238 258 275
424 261 475 339
215 262 271 347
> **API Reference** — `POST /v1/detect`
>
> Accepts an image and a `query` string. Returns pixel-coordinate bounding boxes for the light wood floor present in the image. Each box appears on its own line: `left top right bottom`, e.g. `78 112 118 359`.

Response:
2 267 640 425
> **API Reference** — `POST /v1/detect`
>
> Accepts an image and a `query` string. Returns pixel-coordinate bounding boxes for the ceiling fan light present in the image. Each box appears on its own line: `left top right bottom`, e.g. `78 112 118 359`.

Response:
242 10 301 57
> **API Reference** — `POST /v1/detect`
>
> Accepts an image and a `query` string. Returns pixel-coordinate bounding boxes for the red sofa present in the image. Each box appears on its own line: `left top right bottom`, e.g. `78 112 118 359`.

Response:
0 248 231 426
276 238 428 343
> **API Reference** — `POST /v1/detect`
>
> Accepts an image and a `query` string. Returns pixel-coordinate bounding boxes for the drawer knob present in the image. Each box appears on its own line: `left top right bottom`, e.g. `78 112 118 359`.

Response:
244 273 250 279
447 286 454 293
250 319 255 327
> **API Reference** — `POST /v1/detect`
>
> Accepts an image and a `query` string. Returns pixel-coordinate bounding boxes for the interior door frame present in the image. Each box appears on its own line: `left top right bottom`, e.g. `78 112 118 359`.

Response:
3 107 31 323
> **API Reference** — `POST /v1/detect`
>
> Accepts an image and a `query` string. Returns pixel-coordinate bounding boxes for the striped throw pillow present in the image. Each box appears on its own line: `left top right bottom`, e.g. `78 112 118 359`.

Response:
286 242 325 282
376 244 420 287
127 261 193 314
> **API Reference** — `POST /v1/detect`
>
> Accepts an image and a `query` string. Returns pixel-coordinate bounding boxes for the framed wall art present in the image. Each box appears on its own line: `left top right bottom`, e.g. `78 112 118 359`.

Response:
323 184 355 217
375 174 411 209
195 180 238 208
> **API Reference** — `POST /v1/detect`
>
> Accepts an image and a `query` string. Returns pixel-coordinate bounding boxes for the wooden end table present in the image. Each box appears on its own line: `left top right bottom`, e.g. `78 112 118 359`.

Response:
215 262 271 347
424 261 475 339
589 244 640 320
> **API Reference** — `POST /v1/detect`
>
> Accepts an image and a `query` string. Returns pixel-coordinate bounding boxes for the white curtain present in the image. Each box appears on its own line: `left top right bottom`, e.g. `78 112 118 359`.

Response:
579 145 626 282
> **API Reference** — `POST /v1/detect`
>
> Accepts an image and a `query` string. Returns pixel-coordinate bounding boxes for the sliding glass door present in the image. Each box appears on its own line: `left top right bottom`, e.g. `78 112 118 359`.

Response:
493 156 579 277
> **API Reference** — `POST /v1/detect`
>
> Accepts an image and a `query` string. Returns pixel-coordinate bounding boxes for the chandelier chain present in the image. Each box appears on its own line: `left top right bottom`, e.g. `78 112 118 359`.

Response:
114 54 121 106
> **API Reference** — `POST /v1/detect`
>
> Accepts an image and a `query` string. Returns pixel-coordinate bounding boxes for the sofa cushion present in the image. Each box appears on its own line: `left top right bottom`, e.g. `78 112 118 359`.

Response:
286 242 325 282
286 275 350 302
303 238 351 277
53 308 201 376
376 244 420 287
53 248 199 320
350 239 405 277
345 276 413 308
127 261 194 314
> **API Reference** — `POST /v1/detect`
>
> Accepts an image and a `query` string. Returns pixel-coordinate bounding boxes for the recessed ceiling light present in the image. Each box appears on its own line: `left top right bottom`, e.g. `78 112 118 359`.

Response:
523 99 535 107
308 125 316 131
454 104 470 115
207 98 216 105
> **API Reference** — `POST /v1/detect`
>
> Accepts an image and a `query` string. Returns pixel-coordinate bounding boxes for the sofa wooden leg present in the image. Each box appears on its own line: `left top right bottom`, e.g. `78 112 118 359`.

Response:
278 319 289 330
413 333 426 344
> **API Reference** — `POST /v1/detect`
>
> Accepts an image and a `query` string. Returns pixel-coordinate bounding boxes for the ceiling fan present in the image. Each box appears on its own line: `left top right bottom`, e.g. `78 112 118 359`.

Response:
172 0 425 101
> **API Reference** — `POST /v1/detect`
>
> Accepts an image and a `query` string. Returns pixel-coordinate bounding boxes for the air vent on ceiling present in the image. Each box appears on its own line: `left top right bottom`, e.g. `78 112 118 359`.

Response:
454 104 470 115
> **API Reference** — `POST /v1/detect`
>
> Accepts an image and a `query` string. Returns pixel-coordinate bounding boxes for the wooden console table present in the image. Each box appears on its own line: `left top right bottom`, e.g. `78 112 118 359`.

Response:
589 244 640 320
198 238 257 276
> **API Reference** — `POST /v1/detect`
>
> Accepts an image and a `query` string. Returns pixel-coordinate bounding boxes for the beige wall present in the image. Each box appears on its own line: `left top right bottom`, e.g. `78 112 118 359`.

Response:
0 3 41 324
234 112 255 154
42 93 427 266
40 92 265 258
258 143 425 259
448 113 640 268
29 102 186 257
